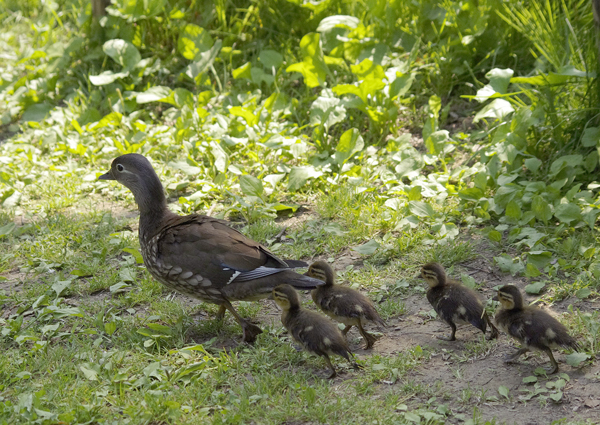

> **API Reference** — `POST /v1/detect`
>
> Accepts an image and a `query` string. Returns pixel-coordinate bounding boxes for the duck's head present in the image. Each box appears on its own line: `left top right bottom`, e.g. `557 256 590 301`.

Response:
420 262 447 288
272 284 300 311
305 261 335 286
496 285 524 310
99 154 166 213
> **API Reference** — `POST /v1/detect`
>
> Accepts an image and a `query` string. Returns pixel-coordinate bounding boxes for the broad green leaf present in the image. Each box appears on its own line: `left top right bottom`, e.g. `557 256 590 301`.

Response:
352 239 380 255
408 186 422 201
498 386 509 399
473 99 514 123
554 203 582 224
486 68 513 94
80 365 98 381
22 104 52 122
522 376 537 384
458 188 483 202
178 24 214 60
408 201 434 218
527 251 552 269
488 230 502 242
575 288 592 299
310 89 346 129
103 39 141 71
186 40 222 81
240 175 264 197
0 223 16 238
2 190 21 208
287 166 323 191
505 200 522 220
424 130 449 156
259 50 283 69
525 280 544 293
210 142 229 173
531 195 553 223
317 15 359 32
525 263 544 280
335 128 364 166
495 254 524 275
524 158 542 172
322 222 346 236
105 322 117 335
136 86 171 104
286 33 329 88
566 352 590 367
168 161 201 176
549 155 583 175
89 70 129 86
51 279 72 298
581 127 600 147
233 62 252 79
123 248 144 264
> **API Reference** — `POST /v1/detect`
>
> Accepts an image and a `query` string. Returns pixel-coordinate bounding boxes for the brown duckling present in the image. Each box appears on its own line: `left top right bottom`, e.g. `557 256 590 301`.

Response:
272 284 361 378
421 262 498 341
495 285 579 374
306 261 385 349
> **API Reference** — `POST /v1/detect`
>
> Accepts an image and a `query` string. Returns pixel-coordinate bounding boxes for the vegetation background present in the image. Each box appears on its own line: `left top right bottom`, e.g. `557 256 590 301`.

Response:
1 0 599 423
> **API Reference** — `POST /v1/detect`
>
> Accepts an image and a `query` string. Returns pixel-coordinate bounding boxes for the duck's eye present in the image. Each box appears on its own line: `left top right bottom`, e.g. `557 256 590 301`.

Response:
116 164 124 172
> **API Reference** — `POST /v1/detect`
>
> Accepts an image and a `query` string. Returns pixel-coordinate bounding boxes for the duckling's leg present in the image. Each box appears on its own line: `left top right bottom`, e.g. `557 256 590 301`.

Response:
220 300 262 343
544 348 559 374
504 347 528 363
323 355 337 379
357 322 379 349
438 322 457 341
484 314 499 340
341 325 353 336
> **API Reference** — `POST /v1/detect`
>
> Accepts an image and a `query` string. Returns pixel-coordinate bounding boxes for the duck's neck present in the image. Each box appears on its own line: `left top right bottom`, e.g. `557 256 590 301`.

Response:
134 176 171 239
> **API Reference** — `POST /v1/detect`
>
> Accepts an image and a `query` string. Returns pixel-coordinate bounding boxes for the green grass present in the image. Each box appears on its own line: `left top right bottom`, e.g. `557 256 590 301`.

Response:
1 0 600 423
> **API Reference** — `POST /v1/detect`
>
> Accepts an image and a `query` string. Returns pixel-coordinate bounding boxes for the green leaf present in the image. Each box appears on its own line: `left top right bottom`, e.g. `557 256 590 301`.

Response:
103 39 141 71
0 222 16 238
522 376 538 384
310 90 347 129
335 128 364 166
531 195 553 223
136 86 171 104
123 248 144 264
524 158 542 173
408 201 434 218
473 99 514 123
51 279 72 298
352 239 380 255
210 142 229 173
316 15 360 32
495 254 524 275
458 188 483 202
287 166 323 191
498 385 509 399
285 33 329 88
566 352 590 367
186 40 222 81
259 50 283 69
488 230 502 242
233 62 252 79
525 281 544 294
486 68 514 94
80 365 98 381
240 175 264 197
506 200 522 220
22 104 52 122
105 322 117 335
554 203 582 224
575 288 592 299
178 24 214 60
581 127 600 147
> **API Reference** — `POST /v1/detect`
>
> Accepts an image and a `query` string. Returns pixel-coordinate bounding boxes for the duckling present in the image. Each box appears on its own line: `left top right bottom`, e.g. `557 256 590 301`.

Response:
421 262 498 341
272 284 361 378
306 261 386 349
495 285 579 374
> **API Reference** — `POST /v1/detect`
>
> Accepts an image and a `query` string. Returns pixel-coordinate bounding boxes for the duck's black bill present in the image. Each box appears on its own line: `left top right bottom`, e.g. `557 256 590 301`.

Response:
98 171 115 180
491 295 499 301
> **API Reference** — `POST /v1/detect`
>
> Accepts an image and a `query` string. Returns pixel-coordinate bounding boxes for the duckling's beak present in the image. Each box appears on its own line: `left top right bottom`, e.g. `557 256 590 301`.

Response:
98 170 115 180
492 294 499 301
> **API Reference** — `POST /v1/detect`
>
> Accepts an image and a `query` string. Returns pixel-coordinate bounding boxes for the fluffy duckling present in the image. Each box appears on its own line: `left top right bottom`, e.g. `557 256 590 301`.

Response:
306 261 385 349
421 262 498 341
495 285 579 374
272 284 361 378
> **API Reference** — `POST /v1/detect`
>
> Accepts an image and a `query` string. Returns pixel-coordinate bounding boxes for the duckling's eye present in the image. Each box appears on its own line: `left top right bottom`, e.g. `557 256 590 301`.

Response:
116 164 124 172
